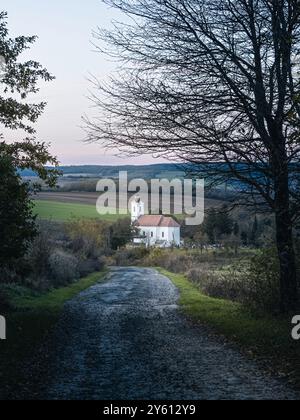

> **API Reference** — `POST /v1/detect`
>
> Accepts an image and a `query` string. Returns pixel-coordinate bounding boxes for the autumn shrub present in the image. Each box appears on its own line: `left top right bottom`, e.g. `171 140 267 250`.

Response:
48 249 80 286
186 249 281 314
242 248 281 314
114 247 150 266
66 219 110 258
26 227 53 276
77 257 105 278
186 264 246 302
142 248 194 272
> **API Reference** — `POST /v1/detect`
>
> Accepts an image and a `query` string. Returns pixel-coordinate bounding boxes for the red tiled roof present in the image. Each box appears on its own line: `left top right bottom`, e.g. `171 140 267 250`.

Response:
159 217 181 228
136 215 180 228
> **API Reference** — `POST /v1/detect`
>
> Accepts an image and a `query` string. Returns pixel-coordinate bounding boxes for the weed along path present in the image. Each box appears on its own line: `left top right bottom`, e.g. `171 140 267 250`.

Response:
19 267 296 400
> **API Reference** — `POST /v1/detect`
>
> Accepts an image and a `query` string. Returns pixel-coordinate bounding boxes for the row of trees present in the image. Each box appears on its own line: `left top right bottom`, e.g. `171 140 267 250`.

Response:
183 206 267 248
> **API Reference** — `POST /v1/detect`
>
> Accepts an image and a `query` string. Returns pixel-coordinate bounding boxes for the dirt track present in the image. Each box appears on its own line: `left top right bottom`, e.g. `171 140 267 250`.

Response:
14 268 297 400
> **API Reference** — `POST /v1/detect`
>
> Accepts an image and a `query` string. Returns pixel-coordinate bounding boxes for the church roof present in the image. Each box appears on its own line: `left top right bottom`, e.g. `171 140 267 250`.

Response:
136 215 180 228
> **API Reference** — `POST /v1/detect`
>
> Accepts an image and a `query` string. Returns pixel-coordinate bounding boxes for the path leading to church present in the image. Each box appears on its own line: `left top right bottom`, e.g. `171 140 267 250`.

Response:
18 267 296 400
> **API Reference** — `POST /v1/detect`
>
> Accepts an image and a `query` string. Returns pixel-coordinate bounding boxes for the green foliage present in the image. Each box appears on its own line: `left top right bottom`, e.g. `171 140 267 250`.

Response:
243 249 281 314
109 218 133 250
185 248 282 315
0 141 59 187
48 249 80 287
23 220 107 290
0 156 37 270
202 206 234 243
114 247 150 266
66 219 110 257
0 12 58 276
186 265 247 302
0 11 54 134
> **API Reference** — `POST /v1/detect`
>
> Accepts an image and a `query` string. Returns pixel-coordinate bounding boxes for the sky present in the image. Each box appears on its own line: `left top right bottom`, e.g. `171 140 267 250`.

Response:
1 0 167 166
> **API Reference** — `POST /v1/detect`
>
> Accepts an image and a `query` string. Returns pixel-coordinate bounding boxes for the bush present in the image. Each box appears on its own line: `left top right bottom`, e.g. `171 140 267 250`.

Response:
66 219 110 258
114 247 150 266
48 249 79 286
26 228 53 276
186 265 246 302
242 249 280 314
143 248 186 271
186 249 281 314
78 257 105 278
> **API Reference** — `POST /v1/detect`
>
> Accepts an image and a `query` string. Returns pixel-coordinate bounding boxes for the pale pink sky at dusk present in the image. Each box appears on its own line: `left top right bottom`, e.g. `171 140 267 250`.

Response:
1 0 167 166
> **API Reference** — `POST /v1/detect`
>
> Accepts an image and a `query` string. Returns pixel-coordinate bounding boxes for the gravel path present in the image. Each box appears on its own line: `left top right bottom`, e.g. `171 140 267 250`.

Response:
20 267 297 400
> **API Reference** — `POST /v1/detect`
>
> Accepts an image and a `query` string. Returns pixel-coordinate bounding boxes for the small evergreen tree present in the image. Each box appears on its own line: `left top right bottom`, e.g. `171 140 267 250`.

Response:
203 208 217 243
250 216 259 247
241 231 248 246
216 205 234 237
233 222 240 237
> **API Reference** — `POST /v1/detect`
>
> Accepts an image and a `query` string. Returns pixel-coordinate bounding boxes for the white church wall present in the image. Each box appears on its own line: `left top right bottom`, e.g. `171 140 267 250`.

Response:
164 227 180 246
136 225 180 247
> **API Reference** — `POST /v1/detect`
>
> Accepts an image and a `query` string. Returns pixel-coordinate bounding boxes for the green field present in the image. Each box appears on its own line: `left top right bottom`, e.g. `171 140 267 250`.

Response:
33 200 126 222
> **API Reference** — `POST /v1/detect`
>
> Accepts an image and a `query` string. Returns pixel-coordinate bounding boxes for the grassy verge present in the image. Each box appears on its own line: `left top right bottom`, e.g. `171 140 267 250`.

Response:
0 270 108 392
158 268 300 388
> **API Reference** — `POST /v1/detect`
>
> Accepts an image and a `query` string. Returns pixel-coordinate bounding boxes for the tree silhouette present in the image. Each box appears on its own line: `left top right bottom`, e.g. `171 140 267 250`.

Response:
87 0 300 312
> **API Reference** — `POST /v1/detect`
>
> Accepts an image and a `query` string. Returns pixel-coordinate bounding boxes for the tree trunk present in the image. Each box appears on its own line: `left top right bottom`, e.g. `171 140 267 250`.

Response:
274 167 298 313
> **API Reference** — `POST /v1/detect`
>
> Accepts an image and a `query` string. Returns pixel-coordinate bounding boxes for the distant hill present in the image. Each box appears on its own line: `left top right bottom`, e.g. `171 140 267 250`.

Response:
20 163 186 180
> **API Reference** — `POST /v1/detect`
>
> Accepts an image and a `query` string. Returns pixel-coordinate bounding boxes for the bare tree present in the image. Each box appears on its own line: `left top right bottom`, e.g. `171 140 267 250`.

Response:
86 0 300 312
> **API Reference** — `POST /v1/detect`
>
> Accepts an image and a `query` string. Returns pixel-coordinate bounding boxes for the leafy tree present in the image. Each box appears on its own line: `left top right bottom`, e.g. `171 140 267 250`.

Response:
0 155 37 269
0 141 58 187
0 11 53 133
0 12 57 269
0 11 58 184
88 0 300 311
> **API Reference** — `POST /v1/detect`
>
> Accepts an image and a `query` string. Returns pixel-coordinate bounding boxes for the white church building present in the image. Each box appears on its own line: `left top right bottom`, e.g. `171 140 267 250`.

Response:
131 197 181 247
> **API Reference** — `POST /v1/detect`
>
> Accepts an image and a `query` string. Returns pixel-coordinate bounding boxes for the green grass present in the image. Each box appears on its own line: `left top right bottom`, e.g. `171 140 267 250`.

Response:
33 200 124 222
0 270 108 396
159 268 300 388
